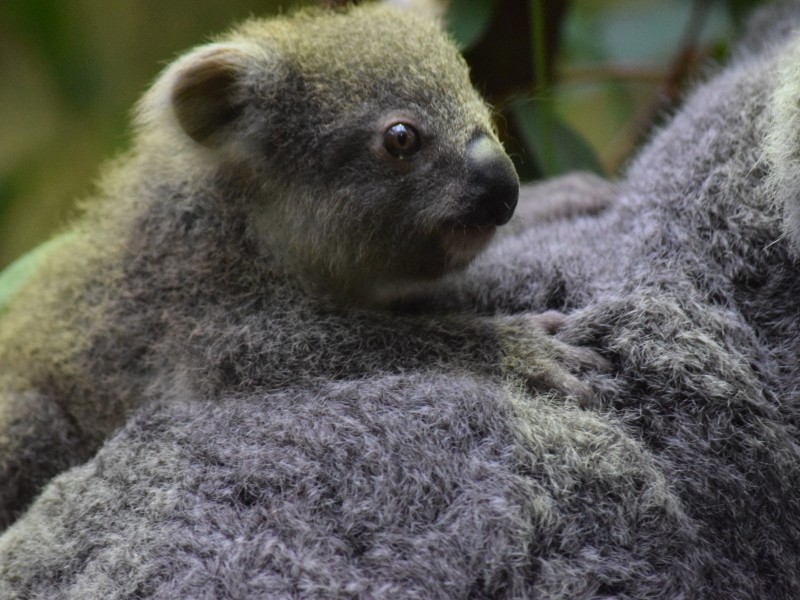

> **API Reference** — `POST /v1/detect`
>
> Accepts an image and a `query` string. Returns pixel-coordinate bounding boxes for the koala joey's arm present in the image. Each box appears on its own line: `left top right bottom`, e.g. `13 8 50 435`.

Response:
381 309 607 408
500 172 619 238
405 309 608 407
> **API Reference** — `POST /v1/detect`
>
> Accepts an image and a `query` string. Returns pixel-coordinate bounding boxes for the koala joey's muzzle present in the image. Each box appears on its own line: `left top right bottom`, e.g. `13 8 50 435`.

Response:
463 135 519 227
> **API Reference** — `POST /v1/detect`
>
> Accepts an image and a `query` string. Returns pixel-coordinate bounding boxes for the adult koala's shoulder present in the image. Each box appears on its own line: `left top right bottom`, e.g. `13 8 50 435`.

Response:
0 376 697 600
0 4 601 529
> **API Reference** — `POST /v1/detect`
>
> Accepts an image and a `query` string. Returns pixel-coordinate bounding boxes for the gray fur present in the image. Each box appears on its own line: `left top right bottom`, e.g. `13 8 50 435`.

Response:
0 377 695 599
5 0 800 598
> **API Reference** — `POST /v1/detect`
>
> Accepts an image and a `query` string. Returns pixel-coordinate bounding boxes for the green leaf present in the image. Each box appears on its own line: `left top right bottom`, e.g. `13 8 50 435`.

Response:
562 0 734 65
508 98 603 178
0 233 75 315
446 0 497 50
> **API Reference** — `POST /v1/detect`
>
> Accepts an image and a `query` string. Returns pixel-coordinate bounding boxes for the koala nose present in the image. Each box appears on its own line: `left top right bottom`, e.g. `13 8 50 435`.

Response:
464 134 519 226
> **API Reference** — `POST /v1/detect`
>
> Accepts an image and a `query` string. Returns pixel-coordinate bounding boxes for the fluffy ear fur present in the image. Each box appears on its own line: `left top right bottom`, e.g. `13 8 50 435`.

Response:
170 47 247 146
135 44 255 150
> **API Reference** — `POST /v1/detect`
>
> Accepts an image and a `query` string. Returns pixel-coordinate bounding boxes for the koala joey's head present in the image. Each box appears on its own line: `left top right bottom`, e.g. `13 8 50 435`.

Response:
140 3 518 305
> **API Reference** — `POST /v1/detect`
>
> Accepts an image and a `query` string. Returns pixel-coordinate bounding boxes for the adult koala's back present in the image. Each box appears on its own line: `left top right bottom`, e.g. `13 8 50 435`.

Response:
0 4 600 529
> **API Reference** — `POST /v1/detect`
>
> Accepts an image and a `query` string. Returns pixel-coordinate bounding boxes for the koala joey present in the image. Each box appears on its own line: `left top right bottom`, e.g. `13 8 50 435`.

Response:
0 3 604 528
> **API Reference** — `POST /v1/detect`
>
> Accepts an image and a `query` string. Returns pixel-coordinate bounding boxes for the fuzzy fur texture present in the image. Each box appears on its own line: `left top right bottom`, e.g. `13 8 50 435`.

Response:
0 377 694 599
5 1 800 598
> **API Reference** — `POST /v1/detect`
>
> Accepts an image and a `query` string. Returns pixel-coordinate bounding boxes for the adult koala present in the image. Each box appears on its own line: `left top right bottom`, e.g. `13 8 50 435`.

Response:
450 0 800 596
4 2 800 600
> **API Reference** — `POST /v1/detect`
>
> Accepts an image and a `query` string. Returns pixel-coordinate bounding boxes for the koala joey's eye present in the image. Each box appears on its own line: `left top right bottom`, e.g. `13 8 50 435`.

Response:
383 122 421 159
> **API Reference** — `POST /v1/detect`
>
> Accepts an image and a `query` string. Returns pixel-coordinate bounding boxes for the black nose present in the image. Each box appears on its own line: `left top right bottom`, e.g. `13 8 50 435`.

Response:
463 134 519 226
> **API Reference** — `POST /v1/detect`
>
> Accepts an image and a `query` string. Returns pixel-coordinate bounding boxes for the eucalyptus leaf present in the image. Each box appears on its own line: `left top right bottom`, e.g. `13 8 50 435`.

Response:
446 0 496 50
0 233 75 315
509 98 603 177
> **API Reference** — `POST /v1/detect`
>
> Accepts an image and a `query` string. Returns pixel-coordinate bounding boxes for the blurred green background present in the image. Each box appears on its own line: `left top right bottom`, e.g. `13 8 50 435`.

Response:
0 0 768 271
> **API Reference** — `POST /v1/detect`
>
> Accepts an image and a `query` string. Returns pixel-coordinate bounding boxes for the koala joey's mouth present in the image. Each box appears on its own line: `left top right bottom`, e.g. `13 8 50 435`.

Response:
439 223 497 267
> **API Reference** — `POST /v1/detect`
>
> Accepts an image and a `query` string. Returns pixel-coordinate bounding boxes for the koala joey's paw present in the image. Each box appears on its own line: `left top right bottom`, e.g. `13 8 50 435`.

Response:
497 312 608 408
512 357 600 409
512 312 610 374
541 370 601 410
550 335 611 376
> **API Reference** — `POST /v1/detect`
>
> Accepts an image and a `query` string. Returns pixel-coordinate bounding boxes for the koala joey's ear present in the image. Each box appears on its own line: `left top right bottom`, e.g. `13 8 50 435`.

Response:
170 46 248 147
